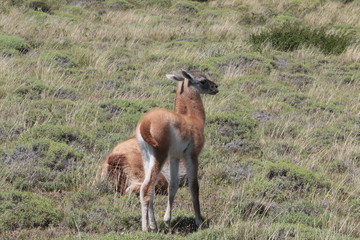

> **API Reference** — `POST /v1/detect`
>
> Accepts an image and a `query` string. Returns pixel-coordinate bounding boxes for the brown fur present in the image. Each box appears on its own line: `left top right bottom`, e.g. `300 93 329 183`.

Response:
99 136 170 195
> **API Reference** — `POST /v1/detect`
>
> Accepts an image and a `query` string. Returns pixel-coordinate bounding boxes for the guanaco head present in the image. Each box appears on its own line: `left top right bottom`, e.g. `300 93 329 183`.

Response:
166 70 219 95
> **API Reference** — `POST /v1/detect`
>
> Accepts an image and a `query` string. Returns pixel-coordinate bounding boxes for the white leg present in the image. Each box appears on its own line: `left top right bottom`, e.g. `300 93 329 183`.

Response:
139 145 153 231
140 154 161 232
140 167 151 231
185 156 202 228
140 188 149 230
148 189 157 232
164 158 180 225
138 135 153 231
137 132 166 232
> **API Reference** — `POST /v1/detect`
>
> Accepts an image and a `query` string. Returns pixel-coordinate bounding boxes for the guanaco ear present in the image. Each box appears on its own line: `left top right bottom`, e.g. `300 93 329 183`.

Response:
181 70 196 83
166 72 184 81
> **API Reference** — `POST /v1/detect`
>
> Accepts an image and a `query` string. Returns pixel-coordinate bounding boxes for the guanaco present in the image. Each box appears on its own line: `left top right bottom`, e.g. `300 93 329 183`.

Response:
136 70 218 231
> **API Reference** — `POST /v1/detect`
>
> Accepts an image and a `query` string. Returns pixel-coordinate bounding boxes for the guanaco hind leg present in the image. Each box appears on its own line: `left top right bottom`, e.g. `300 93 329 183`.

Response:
164 157 180 226
140 155 162 231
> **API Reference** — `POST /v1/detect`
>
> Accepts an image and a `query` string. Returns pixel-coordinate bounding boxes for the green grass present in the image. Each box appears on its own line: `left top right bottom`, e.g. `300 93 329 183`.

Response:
0 0 359 239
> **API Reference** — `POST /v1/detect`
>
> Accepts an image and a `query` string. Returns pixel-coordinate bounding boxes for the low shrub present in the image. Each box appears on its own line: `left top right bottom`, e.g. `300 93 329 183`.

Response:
87 231 176 240
0 34 30 55
40 50 78 68
0 121 23 142
349 199 360 218
206 112 258 153
24 109 52 127
27 99 75 125
53 87 79 101
174 1 199 14
21 124 94 150
207 53 271 75
2 138 83 191
65 203 140 233
105 1 134 10
250 23 352 54
262 223 357 240
309 123 357 151
186 227 228 240
28 1 51 12
74 99 168 128
0 191 62 231
244 161 331 202
64 190 97 211
14 81 51 100
276 200 329 228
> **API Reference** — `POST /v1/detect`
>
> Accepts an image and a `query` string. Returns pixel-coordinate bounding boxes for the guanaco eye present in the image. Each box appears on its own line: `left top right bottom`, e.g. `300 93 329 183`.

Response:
199 80 206 85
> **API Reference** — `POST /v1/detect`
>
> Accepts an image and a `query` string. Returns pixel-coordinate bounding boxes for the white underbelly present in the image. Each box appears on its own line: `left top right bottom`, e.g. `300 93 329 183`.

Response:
168 125 191 158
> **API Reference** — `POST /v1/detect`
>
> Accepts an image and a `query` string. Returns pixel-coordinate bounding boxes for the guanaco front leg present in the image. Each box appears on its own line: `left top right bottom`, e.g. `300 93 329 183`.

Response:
185 156 202 227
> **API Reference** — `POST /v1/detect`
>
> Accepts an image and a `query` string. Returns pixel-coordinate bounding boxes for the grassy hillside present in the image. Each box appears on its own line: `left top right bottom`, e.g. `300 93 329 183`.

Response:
0 0 359 239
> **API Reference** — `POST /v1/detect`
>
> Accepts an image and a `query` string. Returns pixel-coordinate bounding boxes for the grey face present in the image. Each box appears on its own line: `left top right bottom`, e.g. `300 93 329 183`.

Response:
181 71 219 95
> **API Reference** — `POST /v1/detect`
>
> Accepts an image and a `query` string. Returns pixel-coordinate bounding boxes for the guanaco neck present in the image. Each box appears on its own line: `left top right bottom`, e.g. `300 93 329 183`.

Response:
174 79 205 127
174 81 187 115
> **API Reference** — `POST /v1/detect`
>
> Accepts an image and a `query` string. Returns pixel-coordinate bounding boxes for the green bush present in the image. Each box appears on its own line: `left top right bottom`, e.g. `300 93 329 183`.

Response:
66 203 140 233
309 123 356 151
207 53 271 75
244 161 331 202
105 0 134 10
21 124 94 149
28 1 51 12
92 121 133 151
15 81 51 100
173 1 199 13
266 161 331 189
53 87 79 101
224 75 267 93
206 112 258 153
250 23 352 54
64 190 97 211
0 121 23 142
240 10 272 25
80 231 177 240
24 109 52 127
40 50 78 68
0 191 62 231
187 227 228 240
349 199 360 218
131 0 172 8
257 82 291 98
276 200 329 228
2 138 83 191
262 223 358 240
74 99 168 128
27 99 75 125
0 34 30 55
233 200 276 220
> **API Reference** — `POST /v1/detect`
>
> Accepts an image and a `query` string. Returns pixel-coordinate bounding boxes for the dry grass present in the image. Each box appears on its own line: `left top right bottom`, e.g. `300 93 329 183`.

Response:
304 2 360 26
